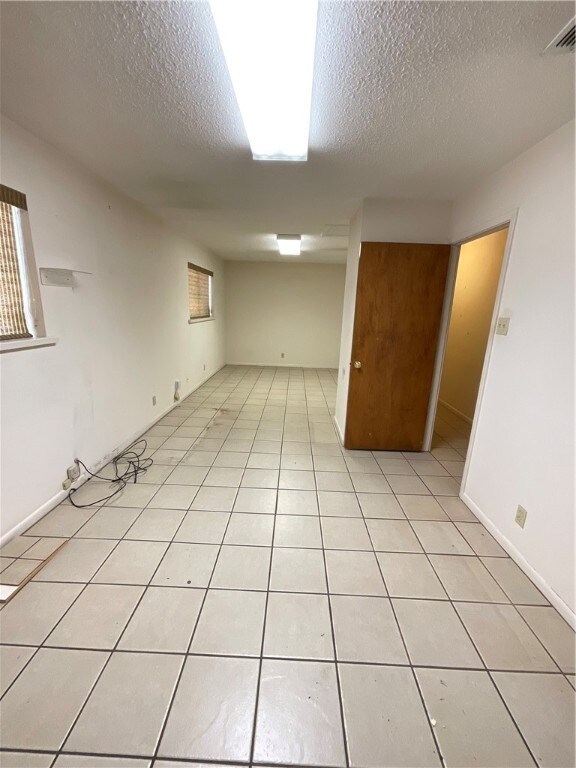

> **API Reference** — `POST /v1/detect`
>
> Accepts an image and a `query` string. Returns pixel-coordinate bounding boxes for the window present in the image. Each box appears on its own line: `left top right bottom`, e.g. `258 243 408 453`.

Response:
0 184 48 349
0 187 32 339
188 262 213 321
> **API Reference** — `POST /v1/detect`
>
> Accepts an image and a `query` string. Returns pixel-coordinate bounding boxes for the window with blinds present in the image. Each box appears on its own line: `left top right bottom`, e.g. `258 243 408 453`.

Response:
188 262 213 320
0 185 32 340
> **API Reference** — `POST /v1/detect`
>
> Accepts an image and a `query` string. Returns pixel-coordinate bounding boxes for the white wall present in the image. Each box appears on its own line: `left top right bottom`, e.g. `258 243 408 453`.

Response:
334 198 452 437
0 117 225 539
452 121 575 618
439 228 508 421
224 261 345 368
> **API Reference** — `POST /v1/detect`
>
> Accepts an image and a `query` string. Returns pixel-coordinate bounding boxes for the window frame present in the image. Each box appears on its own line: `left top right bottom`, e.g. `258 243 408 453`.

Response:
0 184 55 353
187 261 214 324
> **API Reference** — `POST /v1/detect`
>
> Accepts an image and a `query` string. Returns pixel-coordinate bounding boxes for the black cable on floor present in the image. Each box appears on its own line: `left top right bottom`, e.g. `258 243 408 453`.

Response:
67 438 153 508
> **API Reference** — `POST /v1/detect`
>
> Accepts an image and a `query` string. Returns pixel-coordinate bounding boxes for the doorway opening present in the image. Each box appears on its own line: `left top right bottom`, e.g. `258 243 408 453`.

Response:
432 226 510 476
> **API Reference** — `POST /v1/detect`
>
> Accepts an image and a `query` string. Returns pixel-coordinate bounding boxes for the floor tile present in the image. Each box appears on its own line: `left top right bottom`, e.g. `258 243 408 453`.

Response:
314 455 347 472
393 598 482 667
0 582 84 644
279 469 316 490
325 550 386 596
191 589 266 655
397 494 449 520
456 603 558 671
75 507 141 539
149 484 199 510
421 475 460 496
247 452 280 469
264 592 334 659
25 506 96 537
411 520 474 554
274 515 322 548
377 552 446 598
173 509 229 543
191 486 237 511
34 539 115 582
376 458 416 475
351 473 392 493
204 466 244 487
124 508 185 541
181 450 217 466
21 537 67 561
517 605 575 673
318 490 361 517
254 659 346 766
66 652 182 755
151 449 187 465
315 471 353 492
493 671 575 768
436 496 477 522
366 519 423 552
54 756 149 767
277 489 318 515
0 648 107 750
0 557 43 585
339 664 440 767
233 487 277 514
281 454 314 470
345 456 382 474
0 535 39 557
92 540 168 585
416 667 533 767
242 468 279 488
46 584 143 649
151 543 218 587
0 645 36 696
118 586 203 652
386 475 431 495
481 557 548 605
321 517 372 550
106 483 160 508
224 513 274 545
213 450 249 468
331 595 407 664
165 465 209 485
455 522 508 556
159 655 259 761
358 492 405 519
270 547 327 592
0 754 55 768
429 554 509 602
211 545 271 590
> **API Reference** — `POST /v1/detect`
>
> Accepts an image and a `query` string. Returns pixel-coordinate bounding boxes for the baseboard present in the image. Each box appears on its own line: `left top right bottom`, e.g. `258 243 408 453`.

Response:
461 491 575 629
226 360 338 370
334 417 345 446
0 364 225 548
438 398 473 425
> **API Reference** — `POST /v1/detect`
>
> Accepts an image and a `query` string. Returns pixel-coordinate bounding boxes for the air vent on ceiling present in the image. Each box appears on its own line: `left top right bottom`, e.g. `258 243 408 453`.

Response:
543 18 575 54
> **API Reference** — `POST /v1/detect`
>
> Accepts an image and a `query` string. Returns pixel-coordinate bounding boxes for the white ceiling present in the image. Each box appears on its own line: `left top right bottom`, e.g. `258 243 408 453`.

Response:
1 1 574 263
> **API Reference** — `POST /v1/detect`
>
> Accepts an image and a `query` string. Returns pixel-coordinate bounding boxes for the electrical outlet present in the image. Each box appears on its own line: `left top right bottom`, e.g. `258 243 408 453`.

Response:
62 478 72 490
515 505 528 528
152 395 157 406
281 352 285 359
496 317 510 336
67 463 80 481
203 364 206 371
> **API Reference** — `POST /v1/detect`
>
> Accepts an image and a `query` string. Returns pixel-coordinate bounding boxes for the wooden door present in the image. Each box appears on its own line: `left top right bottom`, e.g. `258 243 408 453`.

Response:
345 242 450 451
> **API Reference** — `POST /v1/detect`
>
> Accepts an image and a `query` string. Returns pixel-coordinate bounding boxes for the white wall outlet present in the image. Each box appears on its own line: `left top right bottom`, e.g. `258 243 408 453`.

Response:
67 463 80 481
152 395 157 406
62 478 72 490
515 504 528 528
496 317 510 335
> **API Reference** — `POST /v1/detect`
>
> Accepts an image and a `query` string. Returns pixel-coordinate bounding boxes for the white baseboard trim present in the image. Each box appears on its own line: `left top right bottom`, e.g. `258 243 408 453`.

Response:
0 364 225 549
334 417 345 446
438 399 473 425
461 491 575 629
226 361 338 370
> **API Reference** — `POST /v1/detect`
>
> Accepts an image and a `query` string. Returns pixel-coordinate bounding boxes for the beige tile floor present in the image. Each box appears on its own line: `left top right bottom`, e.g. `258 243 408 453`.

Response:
0 365 574 767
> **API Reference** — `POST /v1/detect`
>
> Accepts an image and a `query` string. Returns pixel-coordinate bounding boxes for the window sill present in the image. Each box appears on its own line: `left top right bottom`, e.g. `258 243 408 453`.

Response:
0 337 58 353
188 316 214 325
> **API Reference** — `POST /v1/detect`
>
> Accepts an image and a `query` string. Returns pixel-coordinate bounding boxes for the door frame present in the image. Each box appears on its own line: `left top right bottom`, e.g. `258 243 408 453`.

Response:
425 208 518 497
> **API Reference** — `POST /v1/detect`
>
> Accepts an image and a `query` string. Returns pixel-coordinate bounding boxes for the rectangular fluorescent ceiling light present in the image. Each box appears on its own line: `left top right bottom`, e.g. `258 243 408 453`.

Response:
209 0 318 161
277 235 301 256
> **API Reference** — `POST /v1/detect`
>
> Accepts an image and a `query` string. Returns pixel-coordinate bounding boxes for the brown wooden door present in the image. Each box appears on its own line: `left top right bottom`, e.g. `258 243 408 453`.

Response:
345 242 450 451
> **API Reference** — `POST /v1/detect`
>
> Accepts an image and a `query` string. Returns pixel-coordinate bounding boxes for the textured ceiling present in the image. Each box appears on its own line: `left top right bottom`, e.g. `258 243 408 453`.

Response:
1 1 574 262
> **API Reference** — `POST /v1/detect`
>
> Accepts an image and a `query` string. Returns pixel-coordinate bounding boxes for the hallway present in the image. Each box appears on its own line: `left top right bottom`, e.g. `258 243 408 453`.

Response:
0 365 574 767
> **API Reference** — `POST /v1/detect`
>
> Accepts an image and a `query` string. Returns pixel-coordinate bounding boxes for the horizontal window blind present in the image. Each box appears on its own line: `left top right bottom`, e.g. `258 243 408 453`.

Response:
0 196 32 340
188 262 213 320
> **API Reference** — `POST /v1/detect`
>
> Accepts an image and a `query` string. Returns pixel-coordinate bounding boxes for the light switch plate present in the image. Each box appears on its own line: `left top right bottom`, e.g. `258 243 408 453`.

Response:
515 505 528 528
496 317 510 335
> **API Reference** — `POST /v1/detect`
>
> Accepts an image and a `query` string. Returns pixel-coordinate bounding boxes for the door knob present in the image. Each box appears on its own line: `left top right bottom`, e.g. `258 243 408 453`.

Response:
353 361 362 369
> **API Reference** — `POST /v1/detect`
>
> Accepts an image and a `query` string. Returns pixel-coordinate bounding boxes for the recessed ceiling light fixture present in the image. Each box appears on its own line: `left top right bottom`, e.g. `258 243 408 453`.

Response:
209 0 318 161
277 234 301 256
